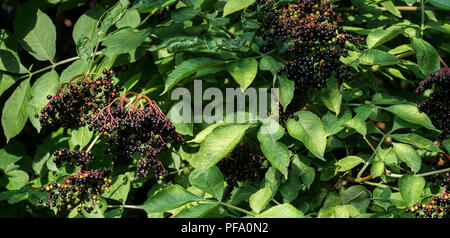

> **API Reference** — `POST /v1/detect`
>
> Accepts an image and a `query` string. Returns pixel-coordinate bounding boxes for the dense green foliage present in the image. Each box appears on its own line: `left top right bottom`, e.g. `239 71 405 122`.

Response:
0 0 449 218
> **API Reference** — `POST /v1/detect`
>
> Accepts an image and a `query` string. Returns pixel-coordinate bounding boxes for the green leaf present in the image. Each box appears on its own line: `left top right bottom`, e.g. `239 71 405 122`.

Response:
373 187 392 211
383 104 438 131
410 37 440 75
253 203 303 218
0 148 22 172
132 0 176 10
286 111 327 160
335 156 364 172
0 187 30 204
278 75 295 112
262 167 281 198
390 134 442 152
443 140 450 153
429 0 450 10
59 60 89 83
351 0 382 14
226 57 258 90
318 204 360 218
72 6 105 60
366 27 403 48
359 49 399 66
189 166 224 200
163 57 224 94
249 187 272 214
73 6 105 44
403 0 416 6
371 93 409 105
1 170 29 190
1 78 31 142
102 173 132 204
279 155 313 202
398 175 425 207
257 119 291 178
99 0 130 34
392 143 422 173
13 8 56 61
223 0 255 17
320 77 342 115
174 203 219 218
138 184 201 212
259 55 282 76
188 123 224 144
70 126 94 150
102 28 151 58
191 124 251 168
0 30 28 74
370 161 385 178
322 109 351 136
116 9 141 28
345 117 367 136
340 185 370 204
380 1 402 17
171 7 200 23
0 73 17 98
28 70 59 132
167 104 193 136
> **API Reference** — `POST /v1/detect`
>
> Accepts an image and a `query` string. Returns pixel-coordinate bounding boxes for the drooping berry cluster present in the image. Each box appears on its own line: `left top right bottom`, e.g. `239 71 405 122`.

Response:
406 172 450 218
255 0 363 89
36 69 123 131
416 68 449 139
36 69 183 179
39 168 111 215
217 141 265 185
86 92 184 179
52 148 95 167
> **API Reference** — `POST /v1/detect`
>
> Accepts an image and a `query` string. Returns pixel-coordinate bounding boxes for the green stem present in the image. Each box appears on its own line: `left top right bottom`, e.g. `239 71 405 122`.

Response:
363 136 378 155
357 131 391 179
86 134 101 152
19 51 103 80
386 167 450 178
363 181 400 191
139 13 153 27
420 0 425 36
271 198 281 205
108 204 143 210
19 56 76 79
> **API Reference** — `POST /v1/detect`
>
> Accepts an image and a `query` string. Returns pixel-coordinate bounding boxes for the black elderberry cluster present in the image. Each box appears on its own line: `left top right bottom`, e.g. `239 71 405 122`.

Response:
432 172 450 188
255 0 364 90
39 168 111 215
416 68 450 139
406 172 450 218
37 69 184 179
93 104 183 179
36 69 123 131
52 148 95 167
217 141 265 185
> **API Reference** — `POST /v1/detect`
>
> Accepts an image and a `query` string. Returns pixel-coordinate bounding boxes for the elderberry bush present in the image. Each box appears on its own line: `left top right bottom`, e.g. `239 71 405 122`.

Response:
1 0 450 219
